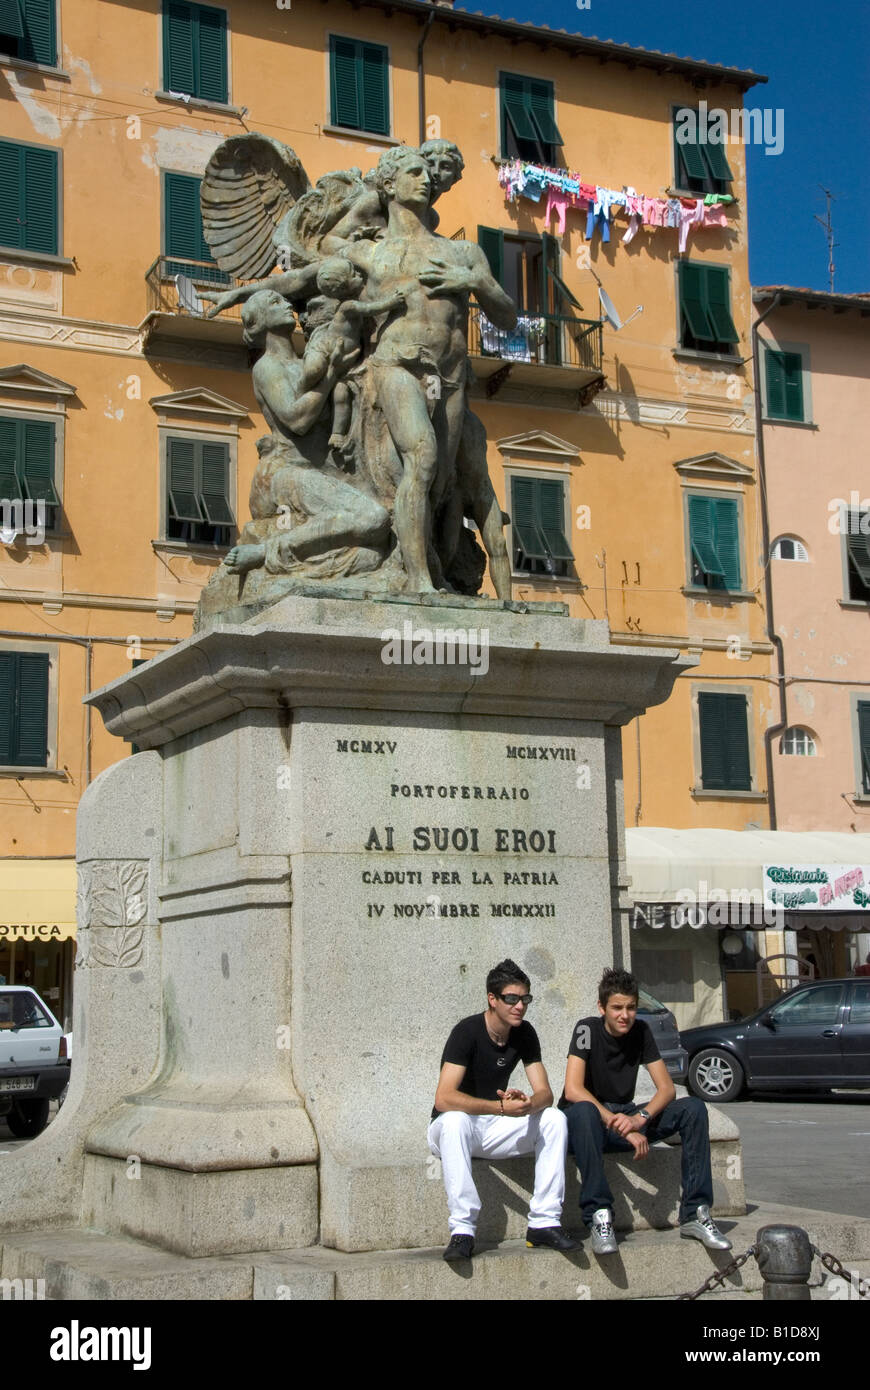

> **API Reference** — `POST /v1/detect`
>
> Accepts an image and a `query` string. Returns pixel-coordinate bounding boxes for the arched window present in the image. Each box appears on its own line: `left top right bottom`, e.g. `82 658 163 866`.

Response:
773 536 809 562
781 727 817 756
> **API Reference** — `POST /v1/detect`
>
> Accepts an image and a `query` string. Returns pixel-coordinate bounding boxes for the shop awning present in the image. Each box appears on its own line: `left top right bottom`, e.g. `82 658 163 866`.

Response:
0 859 77 942
627 828 870 931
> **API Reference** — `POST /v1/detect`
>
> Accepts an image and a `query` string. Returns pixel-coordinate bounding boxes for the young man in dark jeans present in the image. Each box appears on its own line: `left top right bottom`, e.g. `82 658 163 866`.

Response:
560 967 731 1256
428 958 579 1261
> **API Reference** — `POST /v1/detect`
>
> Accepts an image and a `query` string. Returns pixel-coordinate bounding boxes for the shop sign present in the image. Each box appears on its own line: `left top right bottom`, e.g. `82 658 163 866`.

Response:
763 865 870 912
0 924 65 940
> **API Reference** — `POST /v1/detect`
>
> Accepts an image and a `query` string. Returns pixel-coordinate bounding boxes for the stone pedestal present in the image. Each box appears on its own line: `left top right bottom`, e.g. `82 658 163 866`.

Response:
1 596 694 1256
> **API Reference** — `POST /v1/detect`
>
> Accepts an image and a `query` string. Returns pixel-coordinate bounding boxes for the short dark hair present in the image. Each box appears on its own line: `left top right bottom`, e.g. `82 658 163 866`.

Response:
598 967 638 1006
487 958 530 997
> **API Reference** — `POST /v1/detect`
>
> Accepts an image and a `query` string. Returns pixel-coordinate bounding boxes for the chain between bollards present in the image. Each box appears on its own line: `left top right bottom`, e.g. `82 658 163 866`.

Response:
677 1223 870 1301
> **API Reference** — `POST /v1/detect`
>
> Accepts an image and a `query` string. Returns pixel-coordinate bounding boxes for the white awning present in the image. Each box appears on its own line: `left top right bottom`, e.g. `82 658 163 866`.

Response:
627 828 870 931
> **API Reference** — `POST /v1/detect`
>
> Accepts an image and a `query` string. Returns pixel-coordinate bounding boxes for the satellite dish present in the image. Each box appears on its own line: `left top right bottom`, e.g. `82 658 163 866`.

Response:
597 285 644 332
175 274 203 316
598 286 623 331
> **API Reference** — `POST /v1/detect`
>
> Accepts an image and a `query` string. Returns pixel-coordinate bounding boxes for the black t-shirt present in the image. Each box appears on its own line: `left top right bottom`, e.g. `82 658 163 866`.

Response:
431 1013 542 1120
558 1014 660 1108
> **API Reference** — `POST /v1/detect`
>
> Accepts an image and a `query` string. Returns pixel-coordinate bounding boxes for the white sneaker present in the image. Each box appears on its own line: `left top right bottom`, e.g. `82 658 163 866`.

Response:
679 1204 732 1251
589 1207 617 1255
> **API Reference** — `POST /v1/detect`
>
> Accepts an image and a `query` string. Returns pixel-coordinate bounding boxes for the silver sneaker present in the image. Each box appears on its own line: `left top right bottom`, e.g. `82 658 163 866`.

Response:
589 1207 618 1255
680 1204 732 1251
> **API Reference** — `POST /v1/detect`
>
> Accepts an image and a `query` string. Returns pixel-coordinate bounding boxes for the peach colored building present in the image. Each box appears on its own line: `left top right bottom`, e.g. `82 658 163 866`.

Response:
752 286 870 980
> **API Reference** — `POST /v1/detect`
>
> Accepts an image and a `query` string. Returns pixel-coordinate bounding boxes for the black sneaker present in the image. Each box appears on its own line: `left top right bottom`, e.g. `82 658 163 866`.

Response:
525 1226 582 1252
443 1234 475 1262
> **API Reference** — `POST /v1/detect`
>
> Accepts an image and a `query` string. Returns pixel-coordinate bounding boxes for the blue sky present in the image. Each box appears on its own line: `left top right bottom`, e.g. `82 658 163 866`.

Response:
462 0 869 293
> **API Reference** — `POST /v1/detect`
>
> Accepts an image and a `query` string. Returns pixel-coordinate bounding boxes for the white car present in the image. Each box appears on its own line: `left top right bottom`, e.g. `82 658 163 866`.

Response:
0 986 70 1138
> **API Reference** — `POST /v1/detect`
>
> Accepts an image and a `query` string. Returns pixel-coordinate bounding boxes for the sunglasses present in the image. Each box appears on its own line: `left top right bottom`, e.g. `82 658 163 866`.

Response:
499 993 533 1007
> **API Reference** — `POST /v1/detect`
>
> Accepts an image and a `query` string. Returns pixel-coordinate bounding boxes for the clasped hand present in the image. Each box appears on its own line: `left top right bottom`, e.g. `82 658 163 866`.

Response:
498 1087 531 1117
607 1110 649 1160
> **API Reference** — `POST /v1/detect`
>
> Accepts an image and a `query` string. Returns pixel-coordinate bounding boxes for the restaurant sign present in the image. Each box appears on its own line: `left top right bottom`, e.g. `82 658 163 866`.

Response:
763 865 870 912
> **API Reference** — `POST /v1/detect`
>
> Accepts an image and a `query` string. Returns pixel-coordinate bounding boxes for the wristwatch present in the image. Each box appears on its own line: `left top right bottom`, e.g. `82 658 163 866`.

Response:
637 1108 652 1124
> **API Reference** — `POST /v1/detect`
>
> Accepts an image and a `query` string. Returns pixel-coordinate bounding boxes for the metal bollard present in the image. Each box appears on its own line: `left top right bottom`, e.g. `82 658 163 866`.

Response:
756 1224 813 1300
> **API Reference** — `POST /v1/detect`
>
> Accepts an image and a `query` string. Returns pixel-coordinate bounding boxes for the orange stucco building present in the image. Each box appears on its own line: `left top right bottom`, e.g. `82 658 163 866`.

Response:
1 0 777 1023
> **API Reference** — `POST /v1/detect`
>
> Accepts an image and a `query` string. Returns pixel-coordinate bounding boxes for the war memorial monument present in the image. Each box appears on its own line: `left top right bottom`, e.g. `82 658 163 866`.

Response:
0 136 743 1298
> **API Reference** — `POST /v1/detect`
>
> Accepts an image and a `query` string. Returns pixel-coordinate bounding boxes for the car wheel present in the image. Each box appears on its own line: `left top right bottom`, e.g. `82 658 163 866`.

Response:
688 1050 745 1103
6 1098 50 1138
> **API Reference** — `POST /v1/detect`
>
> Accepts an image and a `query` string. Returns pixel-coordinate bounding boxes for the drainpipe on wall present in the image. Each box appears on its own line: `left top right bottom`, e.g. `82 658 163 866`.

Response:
753 291 785 829
417 8 435 146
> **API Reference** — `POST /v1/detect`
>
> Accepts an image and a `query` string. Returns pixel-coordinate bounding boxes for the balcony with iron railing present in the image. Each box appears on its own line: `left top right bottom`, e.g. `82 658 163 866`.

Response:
468 307 605 405
142 256 247 354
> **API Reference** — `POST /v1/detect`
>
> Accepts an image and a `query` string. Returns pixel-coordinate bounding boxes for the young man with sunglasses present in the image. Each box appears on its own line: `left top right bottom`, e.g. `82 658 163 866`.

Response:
560 967 732 1256
428 958 579 1261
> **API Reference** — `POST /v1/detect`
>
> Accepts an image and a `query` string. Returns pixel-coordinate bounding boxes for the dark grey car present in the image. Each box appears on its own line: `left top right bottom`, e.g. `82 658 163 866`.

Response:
681 977 870 1102
638 986 688 1082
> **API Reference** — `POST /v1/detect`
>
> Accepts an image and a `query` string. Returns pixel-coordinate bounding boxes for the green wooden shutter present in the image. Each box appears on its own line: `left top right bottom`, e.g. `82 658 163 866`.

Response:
528 79 563 147
15 650 49 765
0 1 24 39
674 111 709 183
714 497 741 590
19 0 56 65
0 142 21 247
847 526 870 590
859 702 870 794
689 495 724 581
164 170 217 273
0 651 15 763
501 74 538 144
21 144 58 254
0 417 19 499
164 1 196 95
679 263 710 343
477 226 504 286
702 130 734 184
167 438 201 522
699 691 750 790
510 476 547 560
782 354 804 420
330 37 361 129
359 43 388 136
21 418 58 505
196 4 227 104
765 348 787 418
537 479 573 561
704 266 739 345
199 441 233 524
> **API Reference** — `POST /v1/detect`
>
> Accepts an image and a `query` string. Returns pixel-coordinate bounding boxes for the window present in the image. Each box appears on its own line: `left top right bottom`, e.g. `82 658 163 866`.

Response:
781 727 816 757
510 475 573 578
329 35 389 136
0 415 60 530
773 537 808 562
0 0 56 66
162 171 227 285
500 73 562 165
0 138 58 255
673 106 734 195
849 982 870 1025
765 348 805 422
477 227 580 364
845 513 870 602
678 263 738 355
698 691 751 791
166 436 234 546
768 984 843 1028
688 494 741 591
0 650 49 767
162 1 227 104
859 701 870 795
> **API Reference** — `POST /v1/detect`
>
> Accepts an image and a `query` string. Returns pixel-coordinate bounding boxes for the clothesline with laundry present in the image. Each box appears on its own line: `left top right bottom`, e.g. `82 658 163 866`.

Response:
497 160 735 253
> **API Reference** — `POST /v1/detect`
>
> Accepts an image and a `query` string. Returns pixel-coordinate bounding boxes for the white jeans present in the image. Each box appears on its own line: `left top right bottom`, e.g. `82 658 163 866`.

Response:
427 1108 568 1237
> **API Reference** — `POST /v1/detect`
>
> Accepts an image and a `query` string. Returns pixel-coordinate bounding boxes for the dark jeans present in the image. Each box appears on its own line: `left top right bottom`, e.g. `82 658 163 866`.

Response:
564 1097 714 1227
